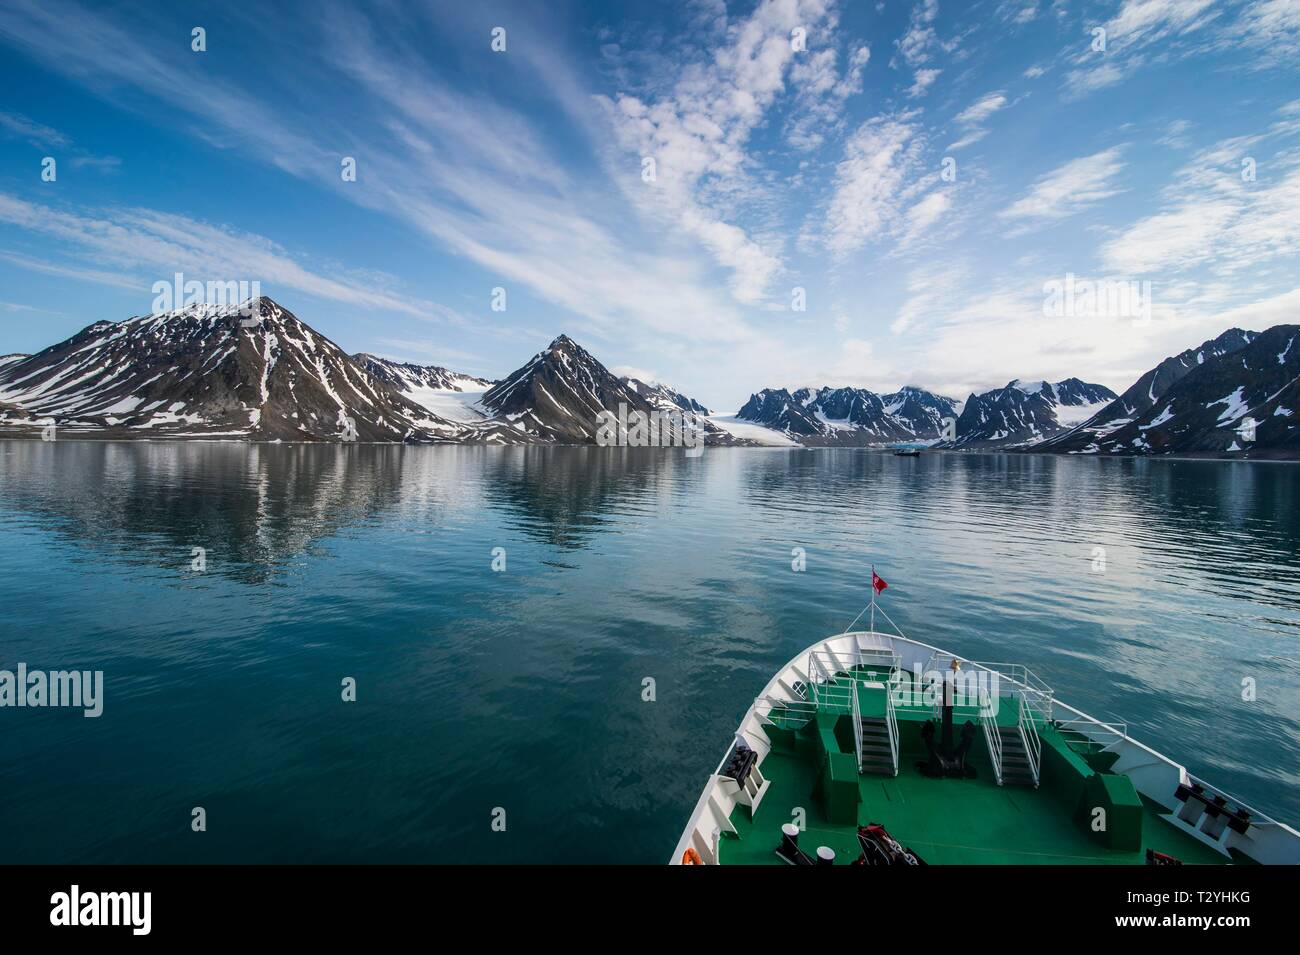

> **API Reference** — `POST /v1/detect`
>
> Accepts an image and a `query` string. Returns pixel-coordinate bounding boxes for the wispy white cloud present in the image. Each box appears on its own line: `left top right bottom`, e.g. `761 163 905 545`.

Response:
1101 120 1300 276
1100 200 1238 275
1157 118 1194 149
885 107 1300 396
1063 60 1126 98
0 0 330 175
901 190 953 244
372 338 487 370
0 110 69 149
1106 0 1219 42
67 155 121 172
880 264 1216 398
0 109 119 172
0 194 450 316
786 43 871 151
307 4 777 341
0 250 143 291
906 67 942 98
895 0 945 97
889 262 970 336
1232 0 1300 64
954 91 1009 126
1061 0 1239 99
609 364 661 384
896 0 940 67
947 90 1008 150
598 0 844 305
997 1 1040 26
999 146 1127 225
817 113 950 255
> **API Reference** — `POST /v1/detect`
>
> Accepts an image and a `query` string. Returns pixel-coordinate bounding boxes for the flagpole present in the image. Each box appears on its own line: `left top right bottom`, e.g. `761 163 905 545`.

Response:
870 564 876 634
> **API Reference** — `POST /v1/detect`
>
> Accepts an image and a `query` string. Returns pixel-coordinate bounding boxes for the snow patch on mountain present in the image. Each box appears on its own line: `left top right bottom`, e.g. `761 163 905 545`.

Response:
352 353 495 424
1012 379 1048 395
708 413 800 446
1213 386 1249 424
1056 399 1112 427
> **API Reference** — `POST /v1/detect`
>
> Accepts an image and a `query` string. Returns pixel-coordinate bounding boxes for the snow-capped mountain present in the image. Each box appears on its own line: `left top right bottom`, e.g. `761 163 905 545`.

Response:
481 334 734 445
0 311 722 446
1041 326 1297 456
943 378 1118 448
1040 329 1258 454
622 377 711 416
4 298 1294 456
481 335 650 442
0 298 522 443
735 388 825 437
352 353 496 425
733 385 958 446
353 354 493 393
881 386 963 438
1050 377 1117 413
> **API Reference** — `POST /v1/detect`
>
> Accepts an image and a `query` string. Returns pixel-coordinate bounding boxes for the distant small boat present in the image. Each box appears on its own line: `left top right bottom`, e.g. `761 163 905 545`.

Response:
893 448 921 457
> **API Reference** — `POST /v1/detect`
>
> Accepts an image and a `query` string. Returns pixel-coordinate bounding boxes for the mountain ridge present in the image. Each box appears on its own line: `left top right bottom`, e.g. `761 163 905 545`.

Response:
0 298 520 443
1038 329 1259 454
353 353 494 393
1040 327 1296 456
939 377 1118 449
734 384 960 446
2 297 1296 456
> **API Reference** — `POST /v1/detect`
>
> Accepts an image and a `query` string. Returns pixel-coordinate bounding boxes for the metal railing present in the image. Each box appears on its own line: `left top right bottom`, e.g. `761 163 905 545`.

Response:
810 646 900 684
853 678 899 775
969 660 1055 723
808 674 854 714
883 679 900 775
1021 703 1042 785
754 695 819 731
1056 717 1128 753
979 687 1003 785
925 656 1055 721
849 639 902 680
851 680 864 771
767 651 904 778
807 650 899 711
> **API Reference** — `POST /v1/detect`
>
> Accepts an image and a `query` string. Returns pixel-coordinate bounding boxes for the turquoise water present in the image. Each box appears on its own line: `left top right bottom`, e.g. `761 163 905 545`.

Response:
0 441 1297 863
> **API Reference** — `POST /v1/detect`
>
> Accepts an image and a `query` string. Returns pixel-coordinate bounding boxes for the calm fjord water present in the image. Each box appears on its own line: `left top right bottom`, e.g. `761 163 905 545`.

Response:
0 441 1297 863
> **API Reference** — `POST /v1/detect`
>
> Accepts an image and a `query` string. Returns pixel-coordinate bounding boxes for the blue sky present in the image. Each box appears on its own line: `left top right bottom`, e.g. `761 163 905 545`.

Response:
1 0 1298 408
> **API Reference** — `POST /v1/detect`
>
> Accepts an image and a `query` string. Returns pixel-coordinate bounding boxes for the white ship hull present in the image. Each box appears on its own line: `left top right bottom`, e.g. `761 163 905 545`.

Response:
673 630 1300 865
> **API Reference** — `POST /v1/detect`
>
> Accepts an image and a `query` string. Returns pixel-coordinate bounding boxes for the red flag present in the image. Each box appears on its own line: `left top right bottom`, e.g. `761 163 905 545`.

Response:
872 569 888 595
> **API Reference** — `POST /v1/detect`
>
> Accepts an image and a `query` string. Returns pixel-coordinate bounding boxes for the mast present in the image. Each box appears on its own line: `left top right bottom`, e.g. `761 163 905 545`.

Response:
869 564 876 634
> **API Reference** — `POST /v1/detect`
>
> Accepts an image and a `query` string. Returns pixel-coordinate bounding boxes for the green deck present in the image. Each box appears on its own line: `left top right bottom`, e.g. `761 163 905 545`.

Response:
720 676 1237 865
